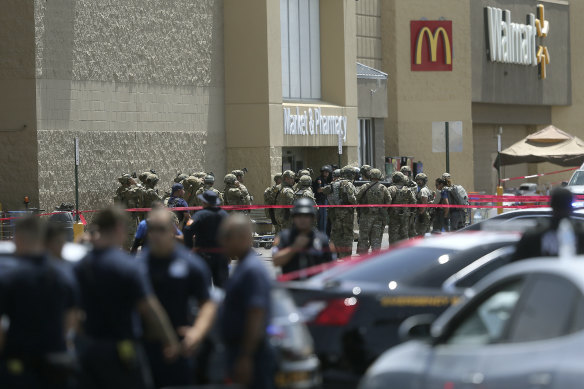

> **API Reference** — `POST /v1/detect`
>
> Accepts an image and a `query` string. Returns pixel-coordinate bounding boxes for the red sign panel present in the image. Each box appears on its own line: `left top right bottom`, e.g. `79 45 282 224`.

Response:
410 20 453 71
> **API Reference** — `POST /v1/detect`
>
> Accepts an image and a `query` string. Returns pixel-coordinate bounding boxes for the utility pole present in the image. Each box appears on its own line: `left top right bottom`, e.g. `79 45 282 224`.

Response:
74 137 80 222
445 121 450 173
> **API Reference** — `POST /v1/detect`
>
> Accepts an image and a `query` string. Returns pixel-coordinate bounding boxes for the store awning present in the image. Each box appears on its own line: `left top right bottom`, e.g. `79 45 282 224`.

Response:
357 62 388 80
495 125 584 167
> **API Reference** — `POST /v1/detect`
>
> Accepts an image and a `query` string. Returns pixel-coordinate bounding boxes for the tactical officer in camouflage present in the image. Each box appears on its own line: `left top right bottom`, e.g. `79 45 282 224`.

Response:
400 165 418 238
143 173 162 209
195 175 223 206
113 174 143 249
330 167 357 258
414 173 433 236
293 169 311 191
387 172 416 244
223 174 251 212
182 174 204 207
231 170 252 205
293 176 316 204
275 171 296 231
357 168 391 254
264 173 283 233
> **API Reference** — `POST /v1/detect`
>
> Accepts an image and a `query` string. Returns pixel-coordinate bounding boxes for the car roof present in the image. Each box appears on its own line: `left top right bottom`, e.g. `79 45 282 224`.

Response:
414 231 520 250
473 257 584 293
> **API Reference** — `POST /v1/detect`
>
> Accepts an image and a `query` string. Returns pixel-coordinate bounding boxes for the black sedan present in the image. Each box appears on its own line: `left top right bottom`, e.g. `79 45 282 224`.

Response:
282 232 520 388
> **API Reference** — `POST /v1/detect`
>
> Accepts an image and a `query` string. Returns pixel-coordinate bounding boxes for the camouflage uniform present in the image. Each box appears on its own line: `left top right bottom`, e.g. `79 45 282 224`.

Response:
293 176 316 204
360 165 372 181
387 172 416 244
401 166 418 238
183 175 204 207
357 169 391 254
114 174 143 249
143 173 162 208
195 175 223 206
322 172 341 230
264 174 282 234
414 173 432 236
223 174 251 212
274 171 296 231
330 167 357 258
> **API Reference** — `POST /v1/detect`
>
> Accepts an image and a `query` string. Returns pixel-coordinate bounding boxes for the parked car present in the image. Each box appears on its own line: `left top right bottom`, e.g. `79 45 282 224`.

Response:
463 207 584 231
283 232 520 388
360 258 584 389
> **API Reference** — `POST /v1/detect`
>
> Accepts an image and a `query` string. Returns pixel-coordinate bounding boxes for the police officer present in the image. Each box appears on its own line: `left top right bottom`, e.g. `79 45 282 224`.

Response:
143 173 162 209
357 168 391 254
0 217 78 389
139 209 217 387
400 166 418 238
232 170 252 204
195 174 223 206
167 183 190 228
331 167 358 258
184 190 230 287
293 169 311 191
387 172 416 243
414 173 433 236
433 177 450 232
219 214 274 389
313 165 332 234
183 174 204 207
293 175 316 204
223 174 252 211
273 198 333 276
74 207 179 389
264 174 282 233
274 170 296 232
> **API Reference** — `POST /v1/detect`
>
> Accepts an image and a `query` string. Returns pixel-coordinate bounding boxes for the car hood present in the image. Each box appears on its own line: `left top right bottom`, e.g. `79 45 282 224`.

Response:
568 185 584 195
361 341 431 385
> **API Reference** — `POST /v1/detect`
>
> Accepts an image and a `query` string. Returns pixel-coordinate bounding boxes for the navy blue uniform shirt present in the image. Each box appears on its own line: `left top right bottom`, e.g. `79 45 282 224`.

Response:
220 251 271 345
0 255 77 356
167 197 189 223
138 245 211 329
276 227 333 275
184 207 228 250
74 247 152 340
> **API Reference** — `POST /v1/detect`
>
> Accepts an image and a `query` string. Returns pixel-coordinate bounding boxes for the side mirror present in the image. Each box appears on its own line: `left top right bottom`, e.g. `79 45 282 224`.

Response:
562 181 568 187
398 314 436 342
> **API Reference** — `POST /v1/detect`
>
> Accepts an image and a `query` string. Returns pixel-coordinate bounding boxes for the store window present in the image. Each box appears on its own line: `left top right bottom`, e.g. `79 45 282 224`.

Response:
281 0 321 100
359 119 374 166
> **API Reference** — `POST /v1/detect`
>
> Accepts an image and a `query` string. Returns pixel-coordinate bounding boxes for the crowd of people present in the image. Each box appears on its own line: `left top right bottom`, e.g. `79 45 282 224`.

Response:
0 205 273 389
264 164 470 259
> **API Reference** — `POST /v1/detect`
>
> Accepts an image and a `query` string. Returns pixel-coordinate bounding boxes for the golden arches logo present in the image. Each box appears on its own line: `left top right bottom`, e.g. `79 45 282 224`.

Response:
415 27 452 65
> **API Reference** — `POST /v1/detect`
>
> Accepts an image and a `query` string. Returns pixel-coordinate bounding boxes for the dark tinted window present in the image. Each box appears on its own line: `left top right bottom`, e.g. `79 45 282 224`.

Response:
328 242 514 287
455 249 514 288
508 275 579 343
569 171 584 186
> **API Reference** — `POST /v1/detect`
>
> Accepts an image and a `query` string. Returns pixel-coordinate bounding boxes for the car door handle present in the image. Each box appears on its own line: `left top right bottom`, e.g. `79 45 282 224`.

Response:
529 372 552 386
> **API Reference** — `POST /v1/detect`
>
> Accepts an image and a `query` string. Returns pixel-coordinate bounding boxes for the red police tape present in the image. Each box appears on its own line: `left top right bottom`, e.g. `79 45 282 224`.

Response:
3 193 580 224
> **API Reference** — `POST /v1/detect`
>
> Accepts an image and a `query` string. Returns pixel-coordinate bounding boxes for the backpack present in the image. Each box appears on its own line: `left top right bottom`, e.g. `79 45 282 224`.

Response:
448 185 469 206
328 181 342 205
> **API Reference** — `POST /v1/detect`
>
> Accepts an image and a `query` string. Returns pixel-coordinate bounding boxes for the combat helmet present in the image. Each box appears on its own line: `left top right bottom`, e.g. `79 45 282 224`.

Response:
193 172 207 179
118 173 133 185
360 165 372 179
204 175 215 185
297 169 310 179
400 165 412 177
146 174 160 186
369 168 382 180
415 173 428 185
298 175 312 187
274 173 283 182
282 170 295 180
321 165 333 173
392 171 406 184
224 173 237 185
174 173 188 183
341 166 354 179
138 171 151 184
332 169 341 179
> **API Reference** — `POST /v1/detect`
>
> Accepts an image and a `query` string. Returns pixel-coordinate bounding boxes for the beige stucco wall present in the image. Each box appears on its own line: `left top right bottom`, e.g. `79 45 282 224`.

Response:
381 0 474 191
0 0 39 211
356 0 382 71
33 0 225 212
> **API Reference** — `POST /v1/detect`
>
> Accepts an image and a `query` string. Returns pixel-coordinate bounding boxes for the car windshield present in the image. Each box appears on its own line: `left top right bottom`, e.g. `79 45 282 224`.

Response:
319 243 515 288
569 171 584 186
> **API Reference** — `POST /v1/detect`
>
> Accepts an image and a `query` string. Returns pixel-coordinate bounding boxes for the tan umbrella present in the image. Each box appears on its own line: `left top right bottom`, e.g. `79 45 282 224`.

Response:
496 125 584 167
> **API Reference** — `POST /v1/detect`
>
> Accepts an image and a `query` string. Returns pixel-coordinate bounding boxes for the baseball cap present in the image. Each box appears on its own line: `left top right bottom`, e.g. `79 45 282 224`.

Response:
197 190 221 206
171 183 184 194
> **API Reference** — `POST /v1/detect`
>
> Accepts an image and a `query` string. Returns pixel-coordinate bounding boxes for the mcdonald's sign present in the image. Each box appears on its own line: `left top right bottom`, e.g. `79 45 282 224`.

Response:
411 20 453 71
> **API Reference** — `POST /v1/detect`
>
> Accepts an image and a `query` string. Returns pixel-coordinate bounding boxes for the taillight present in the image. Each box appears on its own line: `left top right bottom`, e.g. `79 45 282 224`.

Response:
311 297 359 326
